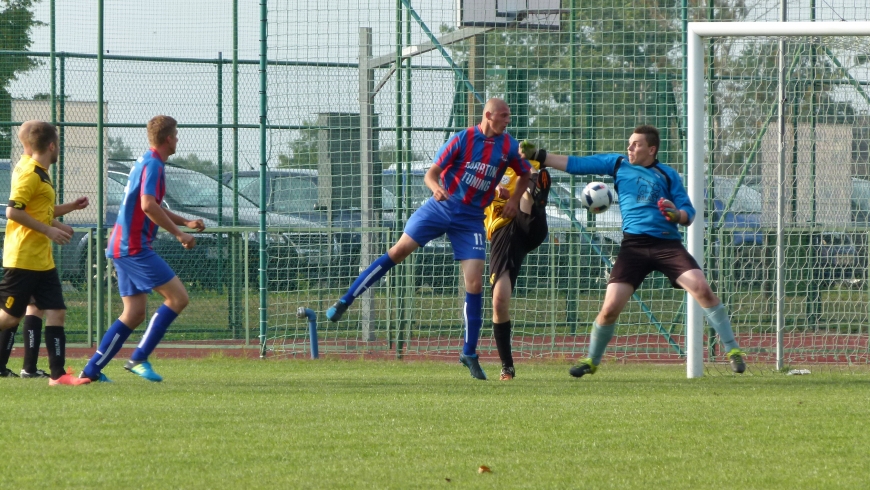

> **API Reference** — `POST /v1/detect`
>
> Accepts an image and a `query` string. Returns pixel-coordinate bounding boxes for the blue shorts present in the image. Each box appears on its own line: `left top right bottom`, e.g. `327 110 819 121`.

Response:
403 197 486 261
111 250 176 297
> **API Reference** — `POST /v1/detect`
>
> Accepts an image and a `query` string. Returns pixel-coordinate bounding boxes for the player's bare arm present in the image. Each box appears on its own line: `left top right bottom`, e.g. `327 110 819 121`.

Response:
501 171 530 220
6 206 70 245
164 208 206 232
140 194 196 249
424 164 450 201
54 196 89 217
51 219 74 237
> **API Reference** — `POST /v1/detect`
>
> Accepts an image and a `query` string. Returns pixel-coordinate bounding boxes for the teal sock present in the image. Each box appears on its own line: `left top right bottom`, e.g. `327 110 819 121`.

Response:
703 303 739 352
587 321 615 365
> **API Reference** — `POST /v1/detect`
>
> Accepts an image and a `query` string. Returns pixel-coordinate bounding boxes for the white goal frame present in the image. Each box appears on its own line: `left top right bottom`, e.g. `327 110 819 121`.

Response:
686 21 870 378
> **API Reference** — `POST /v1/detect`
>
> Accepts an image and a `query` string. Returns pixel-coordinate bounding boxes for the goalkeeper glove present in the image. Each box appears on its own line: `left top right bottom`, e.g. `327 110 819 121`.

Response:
657 198 681 223
519 140 547 168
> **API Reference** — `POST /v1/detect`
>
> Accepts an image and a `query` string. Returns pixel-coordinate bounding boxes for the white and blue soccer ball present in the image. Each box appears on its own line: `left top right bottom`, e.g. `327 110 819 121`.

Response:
581 182 613 214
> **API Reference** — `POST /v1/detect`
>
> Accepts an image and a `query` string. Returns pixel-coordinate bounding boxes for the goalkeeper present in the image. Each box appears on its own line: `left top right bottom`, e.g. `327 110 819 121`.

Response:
525 125 747 376
485 142 551 380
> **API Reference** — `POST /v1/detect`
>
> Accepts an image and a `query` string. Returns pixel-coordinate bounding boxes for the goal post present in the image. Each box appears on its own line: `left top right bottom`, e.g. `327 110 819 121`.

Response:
686 22 870 378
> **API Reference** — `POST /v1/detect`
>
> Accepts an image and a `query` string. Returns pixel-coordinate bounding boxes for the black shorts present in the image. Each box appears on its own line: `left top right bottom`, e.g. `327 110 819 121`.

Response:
609 233 701 290
489 209 549 290
0 268 66 318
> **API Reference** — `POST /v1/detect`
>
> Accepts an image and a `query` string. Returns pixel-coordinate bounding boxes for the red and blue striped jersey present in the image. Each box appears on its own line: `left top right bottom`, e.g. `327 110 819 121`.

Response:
107 149 167 258
433 125 531 210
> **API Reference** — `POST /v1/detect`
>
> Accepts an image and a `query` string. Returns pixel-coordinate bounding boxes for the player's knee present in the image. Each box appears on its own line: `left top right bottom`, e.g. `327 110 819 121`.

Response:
44 309 66 325
124 311 147 327
598 306 622 324
0 315 19 330
465 278 483 293
169 292 190 312
690 282 717 305
492 295 510 317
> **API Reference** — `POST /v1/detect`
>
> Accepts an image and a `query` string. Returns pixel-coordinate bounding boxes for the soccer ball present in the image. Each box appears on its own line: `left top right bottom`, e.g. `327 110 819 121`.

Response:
581 182 613 214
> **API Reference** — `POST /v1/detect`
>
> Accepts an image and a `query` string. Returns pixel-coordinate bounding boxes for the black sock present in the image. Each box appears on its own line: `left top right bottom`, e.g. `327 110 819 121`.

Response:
44 326 66 379
0 326 17 371
22 315 43 374
493 320 513 368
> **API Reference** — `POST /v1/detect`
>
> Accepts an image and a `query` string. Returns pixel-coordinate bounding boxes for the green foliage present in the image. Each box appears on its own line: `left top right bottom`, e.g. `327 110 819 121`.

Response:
0 0 44 157
277 120 318 170
4 360 870 488
107 136 133 160
169 153 218 178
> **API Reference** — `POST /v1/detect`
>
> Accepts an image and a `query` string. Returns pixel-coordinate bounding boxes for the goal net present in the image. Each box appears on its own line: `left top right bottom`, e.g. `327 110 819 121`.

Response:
688 22 870 376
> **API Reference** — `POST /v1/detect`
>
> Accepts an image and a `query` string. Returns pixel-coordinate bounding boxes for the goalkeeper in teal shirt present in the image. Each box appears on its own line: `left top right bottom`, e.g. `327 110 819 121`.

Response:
526 125 747 376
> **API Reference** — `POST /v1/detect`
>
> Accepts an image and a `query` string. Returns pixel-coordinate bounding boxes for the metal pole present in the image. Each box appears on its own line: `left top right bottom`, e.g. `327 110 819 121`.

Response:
681 0 688 166
58 54 66 213
359 28 376 341
96 0 106 347
50 0 56 128
776 1 787 371
217 52 224 295
394 0 404 353
686 29 705 378
232 0 241 331
87 229 93 346
258 0 268 358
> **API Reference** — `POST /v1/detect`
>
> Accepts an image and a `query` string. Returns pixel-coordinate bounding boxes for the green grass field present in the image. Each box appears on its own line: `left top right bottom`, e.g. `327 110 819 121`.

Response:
1 358 868 489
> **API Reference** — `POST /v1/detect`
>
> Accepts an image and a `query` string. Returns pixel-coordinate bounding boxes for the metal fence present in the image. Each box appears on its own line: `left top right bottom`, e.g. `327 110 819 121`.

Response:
1 0 869 370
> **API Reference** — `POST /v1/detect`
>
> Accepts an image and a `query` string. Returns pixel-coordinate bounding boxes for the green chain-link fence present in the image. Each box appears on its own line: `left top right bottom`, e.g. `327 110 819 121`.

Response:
2 0 870 370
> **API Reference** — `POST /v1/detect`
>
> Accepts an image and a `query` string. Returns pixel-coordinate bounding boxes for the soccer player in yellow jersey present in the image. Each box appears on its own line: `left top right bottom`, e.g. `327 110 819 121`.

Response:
485 143 551 380
0 121 89 385
0 121 89 379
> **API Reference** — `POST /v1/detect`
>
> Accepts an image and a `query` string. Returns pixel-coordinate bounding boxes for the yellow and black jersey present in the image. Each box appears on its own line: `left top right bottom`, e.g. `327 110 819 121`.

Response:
4 155 56 271
484 159 541 240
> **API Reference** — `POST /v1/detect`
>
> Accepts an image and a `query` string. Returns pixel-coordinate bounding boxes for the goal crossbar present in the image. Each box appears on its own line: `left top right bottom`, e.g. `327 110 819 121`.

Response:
685 21 870 378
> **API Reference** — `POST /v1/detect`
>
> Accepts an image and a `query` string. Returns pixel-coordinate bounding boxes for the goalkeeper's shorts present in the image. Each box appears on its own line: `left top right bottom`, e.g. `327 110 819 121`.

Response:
609 233 701 290
488 208 549 290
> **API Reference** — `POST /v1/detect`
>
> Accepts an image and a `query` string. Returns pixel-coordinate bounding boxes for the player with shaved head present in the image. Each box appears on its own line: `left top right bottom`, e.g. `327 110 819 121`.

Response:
326 98 532 380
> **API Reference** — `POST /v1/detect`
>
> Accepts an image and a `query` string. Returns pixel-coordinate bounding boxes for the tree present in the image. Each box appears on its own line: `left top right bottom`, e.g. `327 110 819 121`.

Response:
277 120 318 170
170 153 219 178
441 1 752 164
0 0 44 158
107 136 133 160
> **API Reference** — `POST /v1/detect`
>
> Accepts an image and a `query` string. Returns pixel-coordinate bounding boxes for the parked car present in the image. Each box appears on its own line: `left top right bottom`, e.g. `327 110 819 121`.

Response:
49 159 334 291
221 169 361 281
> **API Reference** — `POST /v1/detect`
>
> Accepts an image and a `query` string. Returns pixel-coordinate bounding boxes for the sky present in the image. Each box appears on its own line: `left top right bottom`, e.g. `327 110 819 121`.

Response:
12 0 463 167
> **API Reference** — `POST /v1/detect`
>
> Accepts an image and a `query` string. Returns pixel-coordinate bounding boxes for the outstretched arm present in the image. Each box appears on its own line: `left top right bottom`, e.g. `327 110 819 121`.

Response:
54 196 89 218
519 141 617 176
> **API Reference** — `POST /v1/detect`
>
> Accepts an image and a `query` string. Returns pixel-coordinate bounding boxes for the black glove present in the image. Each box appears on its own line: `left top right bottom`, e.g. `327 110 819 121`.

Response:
519 141 547 168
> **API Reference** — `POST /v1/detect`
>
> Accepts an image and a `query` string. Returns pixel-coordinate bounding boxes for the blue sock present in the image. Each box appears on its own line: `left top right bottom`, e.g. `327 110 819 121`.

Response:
703 303 739 352
130 305 178 362
461 292 483 356
83 319 133 378
340 253 396 305
587 321 615 365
